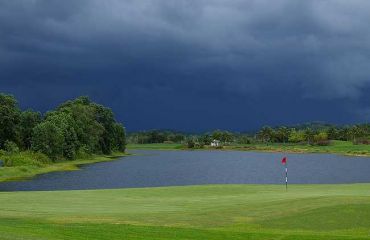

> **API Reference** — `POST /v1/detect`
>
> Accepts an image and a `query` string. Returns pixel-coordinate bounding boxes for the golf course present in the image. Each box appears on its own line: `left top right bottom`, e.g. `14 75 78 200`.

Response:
1 147 370 239
1 184 370 240
2 1 370 237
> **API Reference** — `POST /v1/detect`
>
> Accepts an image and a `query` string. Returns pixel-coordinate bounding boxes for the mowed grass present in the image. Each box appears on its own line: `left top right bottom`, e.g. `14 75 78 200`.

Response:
1 184 370 239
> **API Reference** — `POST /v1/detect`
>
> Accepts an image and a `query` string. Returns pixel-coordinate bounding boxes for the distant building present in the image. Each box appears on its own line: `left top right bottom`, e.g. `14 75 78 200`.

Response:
210 139 221 147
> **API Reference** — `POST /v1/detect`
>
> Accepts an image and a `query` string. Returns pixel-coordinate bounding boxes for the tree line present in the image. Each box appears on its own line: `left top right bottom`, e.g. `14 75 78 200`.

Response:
127 130 186 144
0 94 126 160
128 123 370 148
255 124 370 145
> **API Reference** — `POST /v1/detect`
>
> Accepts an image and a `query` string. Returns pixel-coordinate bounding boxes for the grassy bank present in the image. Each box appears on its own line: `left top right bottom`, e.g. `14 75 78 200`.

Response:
0 184 370 239
0 151 127 182
225 140 370 156
127 143 183 150
127 140 370 156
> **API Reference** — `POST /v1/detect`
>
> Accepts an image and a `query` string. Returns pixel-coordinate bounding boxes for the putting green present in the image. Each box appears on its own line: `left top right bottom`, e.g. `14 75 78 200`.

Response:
0 184 369 239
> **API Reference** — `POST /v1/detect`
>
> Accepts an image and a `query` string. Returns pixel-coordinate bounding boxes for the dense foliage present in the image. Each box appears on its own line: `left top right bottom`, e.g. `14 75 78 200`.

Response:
0 93 126 162
127 130 185 144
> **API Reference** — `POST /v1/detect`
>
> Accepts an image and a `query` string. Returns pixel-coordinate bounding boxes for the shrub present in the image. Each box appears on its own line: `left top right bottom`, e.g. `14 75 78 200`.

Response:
316 140 331 146
288 130 305 143
4 140 19 154
313 132 330 146
76 145 91 159
353 138 370 145
187 139 195 148
3 151 51 167
194 142 204 149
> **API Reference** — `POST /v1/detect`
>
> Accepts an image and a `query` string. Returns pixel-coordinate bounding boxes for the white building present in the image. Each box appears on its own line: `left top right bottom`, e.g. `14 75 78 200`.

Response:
210 139 221 147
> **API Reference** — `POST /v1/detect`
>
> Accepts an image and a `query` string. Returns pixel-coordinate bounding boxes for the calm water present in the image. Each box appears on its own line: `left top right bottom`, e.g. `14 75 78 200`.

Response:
1 150 370 191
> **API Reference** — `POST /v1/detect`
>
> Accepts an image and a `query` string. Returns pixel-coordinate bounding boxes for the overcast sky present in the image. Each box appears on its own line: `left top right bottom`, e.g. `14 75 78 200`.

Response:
1 0 370 132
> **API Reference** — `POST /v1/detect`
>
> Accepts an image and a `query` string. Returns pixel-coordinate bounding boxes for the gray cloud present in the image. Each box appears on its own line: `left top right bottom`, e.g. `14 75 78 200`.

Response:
1 0 370 130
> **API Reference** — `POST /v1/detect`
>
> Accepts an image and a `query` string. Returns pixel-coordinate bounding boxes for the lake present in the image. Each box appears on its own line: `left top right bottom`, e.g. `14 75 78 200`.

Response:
1 150 370 191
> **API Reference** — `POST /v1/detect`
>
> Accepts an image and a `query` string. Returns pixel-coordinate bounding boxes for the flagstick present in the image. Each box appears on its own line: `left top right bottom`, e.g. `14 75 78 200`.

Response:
285 162 288 191
281 156 288 191
284 144 287 191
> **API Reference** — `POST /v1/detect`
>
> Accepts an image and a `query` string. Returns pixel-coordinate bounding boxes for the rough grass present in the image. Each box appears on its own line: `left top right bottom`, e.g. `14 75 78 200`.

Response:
0 151 51 167
0 184 370 239
229 140 370 156
127 143 183 150
0 152 127 182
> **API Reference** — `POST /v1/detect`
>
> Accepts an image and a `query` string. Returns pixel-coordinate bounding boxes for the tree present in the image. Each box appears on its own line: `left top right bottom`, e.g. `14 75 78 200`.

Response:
186 138 195 148
57 97 104 153
32 112 78 160
111 123 126 152
221 131 234 143
168 133 185 143
211 130 234 144
258 126 274 144
304 128 315 145
199 134 212 145
313 131 329 145
237 134 252 144
212 130 223 141
349 125 365 142
55 96 126 154
276 127 290 143
0 93 127 159
4 140 19 154
18 110 41 149
94 104 116 154
288 129 305 143
32 121 64 159
327 127 338 140
0 94 20 149
338 127 351 141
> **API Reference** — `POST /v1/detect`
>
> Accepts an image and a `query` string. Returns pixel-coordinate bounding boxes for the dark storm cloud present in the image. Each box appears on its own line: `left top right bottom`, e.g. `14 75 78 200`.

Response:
1 0 370 131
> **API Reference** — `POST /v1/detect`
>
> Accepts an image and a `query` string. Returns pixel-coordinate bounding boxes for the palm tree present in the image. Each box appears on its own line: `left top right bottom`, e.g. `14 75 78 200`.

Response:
304 128 315 145
258 126 274 144
277 126 290 143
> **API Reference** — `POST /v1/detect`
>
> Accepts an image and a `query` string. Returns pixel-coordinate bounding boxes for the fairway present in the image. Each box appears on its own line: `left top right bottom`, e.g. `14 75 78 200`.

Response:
1 184 370 239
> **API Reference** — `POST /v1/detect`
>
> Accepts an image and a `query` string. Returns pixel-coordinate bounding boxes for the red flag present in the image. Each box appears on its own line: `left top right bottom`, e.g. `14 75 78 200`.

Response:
281 157 287 165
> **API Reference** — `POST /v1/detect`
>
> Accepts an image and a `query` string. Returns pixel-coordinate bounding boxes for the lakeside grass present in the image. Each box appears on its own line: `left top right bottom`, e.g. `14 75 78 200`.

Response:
127 143 183 150
0 152 127 183
1 184 370 239
227 140 370 156
127 140 370 156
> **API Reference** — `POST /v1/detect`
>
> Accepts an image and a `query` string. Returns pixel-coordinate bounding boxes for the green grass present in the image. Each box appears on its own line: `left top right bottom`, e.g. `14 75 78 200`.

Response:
228 140 370 156
128 141 370 156
1 184 370 239
127 143 183 150
0 152 127 182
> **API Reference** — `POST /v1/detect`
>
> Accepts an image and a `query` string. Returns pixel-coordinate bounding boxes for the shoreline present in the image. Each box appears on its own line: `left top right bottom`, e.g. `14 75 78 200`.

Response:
127 141 370 157
0 152 128 183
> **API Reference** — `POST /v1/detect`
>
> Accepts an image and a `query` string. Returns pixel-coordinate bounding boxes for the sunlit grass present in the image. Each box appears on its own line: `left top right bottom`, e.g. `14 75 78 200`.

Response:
127 143 183 150
0 184 369 239
0 152 127 182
